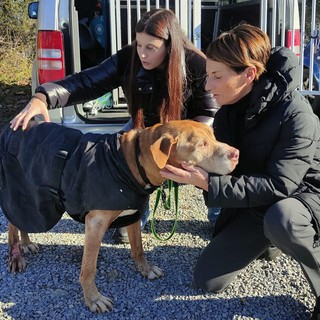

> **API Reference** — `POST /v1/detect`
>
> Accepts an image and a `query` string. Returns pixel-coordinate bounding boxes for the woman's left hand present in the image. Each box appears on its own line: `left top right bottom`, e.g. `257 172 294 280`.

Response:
160 163 209 191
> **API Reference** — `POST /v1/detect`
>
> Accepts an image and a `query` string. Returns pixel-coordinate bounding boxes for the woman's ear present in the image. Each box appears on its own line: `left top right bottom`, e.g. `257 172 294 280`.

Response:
245 66 257 83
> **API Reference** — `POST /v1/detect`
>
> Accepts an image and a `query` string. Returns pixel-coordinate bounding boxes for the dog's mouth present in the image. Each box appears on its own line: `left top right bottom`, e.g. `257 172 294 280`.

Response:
229 158 239 173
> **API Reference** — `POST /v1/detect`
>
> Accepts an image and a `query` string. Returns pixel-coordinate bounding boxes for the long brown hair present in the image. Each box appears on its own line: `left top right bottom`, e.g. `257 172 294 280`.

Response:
128 9 204 128
206 23 271 80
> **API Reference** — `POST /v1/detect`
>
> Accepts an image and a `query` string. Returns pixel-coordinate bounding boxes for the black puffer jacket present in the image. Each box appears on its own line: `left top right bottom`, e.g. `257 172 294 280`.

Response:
206 47 320 235
35 45 217 126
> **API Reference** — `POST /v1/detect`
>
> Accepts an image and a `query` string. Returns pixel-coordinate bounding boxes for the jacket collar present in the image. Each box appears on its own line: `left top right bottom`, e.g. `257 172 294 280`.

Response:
245 46 299 129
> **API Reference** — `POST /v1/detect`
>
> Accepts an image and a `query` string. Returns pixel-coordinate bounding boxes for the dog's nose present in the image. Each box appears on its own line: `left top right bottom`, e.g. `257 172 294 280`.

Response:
228 148 239 162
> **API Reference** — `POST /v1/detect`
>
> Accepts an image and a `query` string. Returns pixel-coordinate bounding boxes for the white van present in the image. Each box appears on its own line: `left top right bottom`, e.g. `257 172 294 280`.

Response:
28 0 315 131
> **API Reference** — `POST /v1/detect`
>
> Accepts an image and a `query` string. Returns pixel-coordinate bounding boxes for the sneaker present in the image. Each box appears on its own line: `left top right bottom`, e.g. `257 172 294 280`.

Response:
257 245 281 261
312 297 320 320
112 228 129 244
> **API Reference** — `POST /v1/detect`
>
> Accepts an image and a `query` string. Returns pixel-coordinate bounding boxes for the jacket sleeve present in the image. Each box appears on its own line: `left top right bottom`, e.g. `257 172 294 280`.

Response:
206 104 320 208
184 51 219 121
35 49 126 109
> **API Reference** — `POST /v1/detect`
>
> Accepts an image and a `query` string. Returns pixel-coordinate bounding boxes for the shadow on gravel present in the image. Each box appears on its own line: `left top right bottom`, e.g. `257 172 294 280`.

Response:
0 263 312 320
0 210 313 319
0 218 312 319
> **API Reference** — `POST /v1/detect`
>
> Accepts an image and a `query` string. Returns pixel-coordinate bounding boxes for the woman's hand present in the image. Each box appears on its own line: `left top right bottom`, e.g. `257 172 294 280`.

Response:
10 93 50 131
160 163 209 191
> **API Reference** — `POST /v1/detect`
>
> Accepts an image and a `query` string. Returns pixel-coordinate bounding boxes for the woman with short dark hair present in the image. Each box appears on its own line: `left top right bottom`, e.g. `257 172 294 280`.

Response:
160 23 320 319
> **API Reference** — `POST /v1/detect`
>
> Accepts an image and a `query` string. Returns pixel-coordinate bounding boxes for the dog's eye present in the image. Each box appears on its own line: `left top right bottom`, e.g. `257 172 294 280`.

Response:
198 141 208 148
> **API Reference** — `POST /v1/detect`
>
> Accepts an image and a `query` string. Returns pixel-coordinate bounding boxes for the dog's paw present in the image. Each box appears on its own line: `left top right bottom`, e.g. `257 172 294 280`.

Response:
85 294 113 313
140 265 164 280
147 265 164 279
21 242 39 254
8 243 27 273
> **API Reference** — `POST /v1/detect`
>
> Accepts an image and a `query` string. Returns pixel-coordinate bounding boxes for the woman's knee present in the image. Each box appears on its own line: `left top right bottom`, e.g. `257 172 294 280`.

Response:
264 200 291 241
264 198 305 245
264 201 286 232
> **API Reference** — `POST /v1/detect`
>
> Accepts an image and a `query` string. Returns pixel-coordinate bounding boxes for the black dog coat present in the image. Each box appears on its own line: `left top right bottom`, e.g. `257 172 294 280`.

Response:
0 123 152 232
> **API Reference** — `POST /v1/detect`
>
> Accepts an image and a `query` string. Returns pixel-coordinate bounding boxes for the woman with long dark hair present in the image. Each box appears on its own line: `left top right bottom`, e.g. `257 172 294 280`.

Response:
10 9 217 242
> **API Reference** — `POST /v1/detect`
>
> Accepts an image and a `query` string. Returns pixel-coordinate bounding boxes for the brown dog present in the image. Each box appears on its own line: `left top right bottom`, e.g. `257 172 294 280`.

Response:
0 120 239 313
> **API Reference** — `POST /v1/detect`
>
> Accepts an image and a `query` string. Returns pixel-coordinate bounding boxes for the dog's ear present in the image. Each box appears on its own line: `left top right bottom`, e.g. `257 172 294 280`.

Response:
150 135 177 169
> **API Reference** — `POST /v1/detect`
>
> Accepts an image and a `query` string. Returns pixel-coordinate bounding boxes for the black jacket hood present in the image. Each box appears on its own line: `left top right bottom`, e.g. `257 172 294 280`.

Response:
247 46 300 129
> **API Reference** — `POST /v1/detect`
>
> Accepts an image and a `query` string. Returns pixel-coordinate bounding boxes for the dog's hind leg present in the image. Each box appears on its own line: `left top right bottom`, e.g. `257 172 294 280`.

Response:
8 223 26 273
20 231 39 254
127 221 164 279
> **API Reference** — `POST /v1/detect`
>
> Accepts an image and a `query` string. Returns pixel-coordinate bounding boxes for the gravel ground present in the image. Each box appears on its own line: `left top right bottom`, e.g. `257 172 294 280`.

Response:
0 184 316 320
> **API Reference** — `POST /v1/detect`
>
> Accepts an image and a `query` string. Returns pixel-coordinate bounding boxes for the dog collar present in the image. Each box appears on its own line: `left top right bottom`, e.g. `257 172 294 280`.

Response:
135 135 157 190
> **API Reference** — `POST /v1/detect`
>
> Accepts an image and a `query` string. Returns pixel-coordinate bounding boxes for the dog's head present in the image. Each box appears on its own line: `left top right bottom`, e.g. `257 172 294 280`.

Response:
142 120 239 175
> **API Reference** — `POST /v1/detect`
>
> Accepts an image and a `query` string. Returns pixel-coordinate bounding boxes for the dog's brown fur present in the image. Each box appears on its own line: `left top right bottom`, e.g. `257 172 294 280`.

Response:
6 120 239 313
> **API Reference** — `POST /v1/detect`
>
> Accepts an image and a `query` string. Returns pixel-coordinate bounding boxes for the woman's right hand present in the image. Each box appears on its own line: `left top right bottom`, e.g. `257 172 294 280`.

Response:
10 93 50 131
160 163 209 191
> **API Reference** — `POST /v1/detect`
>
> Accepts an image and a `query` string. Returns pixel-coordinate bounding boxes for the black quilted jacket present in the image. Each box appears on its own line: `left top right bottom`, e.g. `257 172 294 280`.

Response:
205 46 320 236
0 123 151 232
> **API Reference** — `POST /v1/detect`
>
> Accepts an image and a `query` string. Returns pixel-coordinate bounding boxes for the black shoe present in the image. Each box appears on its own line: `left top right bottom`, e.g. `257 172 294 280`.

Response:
311 297 320 320
258 245 281 261
112 228 129 244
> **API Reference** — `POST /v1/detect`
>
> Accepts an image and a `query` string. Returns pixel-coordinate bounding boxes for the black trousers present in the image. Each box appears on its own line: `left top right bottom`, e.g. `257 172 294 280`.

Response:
194 198 320 298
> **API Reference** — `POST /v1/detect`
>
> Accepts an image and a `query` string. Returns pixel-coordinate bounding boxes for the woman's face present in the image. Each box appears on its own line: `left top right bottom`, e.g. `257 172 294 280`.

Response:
205 59 255 106
136 32 168 70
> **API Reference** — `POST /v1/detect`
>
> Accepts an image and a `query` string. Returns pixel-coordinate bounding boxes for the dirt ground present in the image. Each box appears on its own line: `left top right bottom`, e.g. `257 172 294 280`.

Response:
0 83 31 132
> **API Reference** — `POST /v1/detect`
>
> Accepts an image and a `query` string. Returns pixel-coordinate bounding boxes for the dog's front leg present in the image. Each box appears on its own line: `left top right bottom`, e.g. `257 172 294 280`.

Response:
127 221 164 279
80 210 116 313
8 223 26 273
